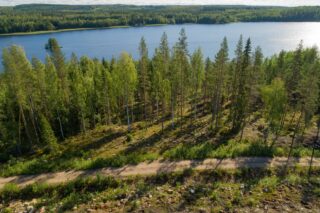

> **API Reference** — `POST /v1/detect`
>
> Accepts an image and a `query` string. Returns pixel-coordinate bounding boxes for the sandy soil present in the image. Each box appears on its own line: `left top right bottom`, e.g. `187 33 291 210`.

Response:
0 157 319 189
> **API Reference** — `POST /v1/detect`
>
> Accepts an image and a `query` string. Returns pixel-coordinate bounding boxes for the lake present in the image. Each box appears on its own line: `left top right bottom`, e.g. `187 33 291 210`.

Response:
0 22 320 70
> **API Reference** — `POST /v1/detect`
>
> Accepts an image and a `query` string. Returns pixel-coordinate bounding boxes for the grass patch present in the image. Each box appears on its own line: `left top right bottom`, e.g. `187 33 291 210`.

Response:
0 152 158 177
1 116 320 178
164 140 277 160
164 139 320 160
1 168 320 212
0 175 121 211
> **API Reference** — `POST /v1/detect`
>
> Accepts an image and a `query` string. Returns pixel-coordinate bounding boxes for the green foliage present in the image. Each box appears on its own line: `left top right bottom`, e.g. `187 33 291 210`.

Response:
39 114 58 153
1 5 320 34
0 175 120 207
86 152 158 169
164 140 271 160
126 133 133 142
163 139 320 160
1 167 320 211
257 176 279 192
0 27 320 180
0 183 20 200
261 78 287 132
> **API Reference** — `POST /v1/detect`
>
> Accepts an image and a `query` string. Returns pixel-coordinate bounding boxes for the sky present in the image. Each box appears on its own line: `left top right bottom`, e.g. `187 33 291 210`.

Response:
1 0 320 6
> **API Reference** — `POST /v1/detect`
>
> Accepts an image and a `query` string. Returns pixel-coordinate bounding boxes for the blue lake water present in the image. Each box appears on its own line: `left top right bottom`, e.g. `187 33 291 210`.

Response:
0 22 320 69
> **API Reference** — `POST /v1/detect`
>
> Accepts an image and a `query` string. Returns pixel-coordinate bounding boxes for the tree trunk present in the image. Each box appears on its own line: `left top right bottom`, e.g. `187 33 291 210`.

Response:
171 95 175 128
284 112 302 173
211 93 218 130
17 110 22 155
81 112 86 133
156 96 159 120
215 90 222 130
20 105 33 149
126 96 131 132
106 96 111 125
161 106 165 133
131 103 134 126
56 110 65 140
308 121 320 178
288 110 296 128
239 118 246 142
180 92 183 129
271 109 287 148
194 93 198 120
29 97 40 144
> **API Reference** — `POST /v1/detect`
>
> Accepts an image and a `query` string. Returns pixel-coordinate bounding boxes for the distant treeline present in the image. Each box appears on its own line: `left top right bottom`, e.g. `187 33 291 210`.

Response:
1 4 320 34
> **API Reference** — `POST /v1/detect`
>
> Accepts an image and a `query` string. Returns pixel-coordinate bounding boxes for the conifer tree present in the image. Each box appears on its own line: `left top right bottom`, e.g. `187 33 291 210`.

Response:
2 46 34 149
151 33 171 131
39 114 58 153
43 56 65 139
172 28 190 127
138 37 151 120
211 37 229 130
190 48 204 120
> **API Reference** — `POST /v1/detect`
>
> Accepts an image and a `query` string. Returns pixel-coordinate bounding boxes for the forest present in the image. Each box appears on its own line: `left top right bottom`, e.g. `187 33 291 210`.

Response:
0 28 320 169
1 4 320 34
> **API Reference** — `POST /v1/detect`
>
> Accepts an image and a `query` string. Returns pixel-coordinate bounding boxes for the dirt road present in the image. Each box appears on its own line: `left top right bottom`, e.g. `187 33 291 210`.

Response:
0 157 319 189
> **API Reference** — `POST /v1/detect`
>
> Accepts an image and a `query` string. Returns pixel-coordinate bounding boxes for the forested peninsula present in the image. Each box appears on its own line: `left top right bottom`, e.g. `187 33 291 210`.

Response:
1 4 320 34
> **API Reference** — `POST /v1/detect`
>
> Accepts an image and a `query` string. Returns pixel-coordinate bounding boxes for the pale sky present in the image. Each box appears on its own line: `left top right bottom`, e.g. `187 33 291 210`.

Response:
1 0 320 6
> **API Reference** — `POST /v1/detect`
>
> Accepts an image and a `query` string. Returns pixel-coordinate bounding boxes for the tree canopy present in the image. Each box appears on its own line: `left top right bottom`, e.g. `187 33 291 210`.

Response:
1 5 320 34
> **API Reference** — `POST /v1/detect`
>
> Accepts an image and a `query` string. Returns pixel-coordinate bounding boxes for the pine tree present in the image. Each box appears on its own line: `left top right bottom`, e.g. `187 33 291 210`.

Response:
190 48 204 120
138 37 151 120
151 33 171 131
39 114 58 153
230 36 243 130
250 46 264 109
210 37 229 130
171 28 190 127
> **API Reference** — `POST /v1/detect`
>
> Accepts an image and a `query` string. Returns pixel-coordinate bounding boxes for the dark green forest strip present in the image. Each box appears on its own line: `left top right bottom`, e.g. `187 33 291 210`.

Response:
1 4 320 34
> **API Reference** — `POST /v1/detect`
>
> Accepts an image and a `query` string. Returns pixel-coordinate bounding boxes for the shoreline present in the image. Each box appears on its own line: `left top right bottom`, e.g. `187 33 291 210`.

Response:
1 21 320 37
0 24 168 37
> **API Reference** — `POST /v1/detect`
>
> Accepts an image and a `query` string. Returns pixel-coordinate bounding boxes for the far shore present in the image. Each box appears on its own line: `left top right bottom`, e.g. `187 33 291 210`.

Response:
0 24 169 36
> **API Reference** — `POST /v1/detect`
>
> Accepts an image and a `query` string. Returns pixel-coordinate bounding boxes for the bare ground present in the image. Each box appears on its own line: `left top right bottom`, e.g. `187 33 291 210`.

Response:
0 157 319 189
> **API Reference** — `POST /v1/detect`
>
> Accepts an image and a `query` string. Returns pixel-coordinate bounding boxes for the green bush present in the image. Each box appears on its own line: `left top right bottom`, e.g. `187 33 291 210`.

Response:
0 183 20 200
164 140 277 160
0 176 121 205
210 191 219 201
126 134 133 142
257 176 279 192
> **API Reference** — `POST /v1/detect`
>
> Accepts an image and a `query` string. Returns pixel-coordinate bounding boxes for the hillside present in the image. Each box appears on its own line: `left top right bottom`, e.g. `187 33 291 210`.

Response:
1 30 320 211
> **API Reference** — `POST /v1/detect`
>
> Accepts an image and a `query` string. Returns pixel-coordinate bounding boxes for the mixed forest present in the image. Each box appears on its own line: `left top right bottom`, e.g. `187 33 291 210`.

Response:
0 28 320 170
1 5 320 34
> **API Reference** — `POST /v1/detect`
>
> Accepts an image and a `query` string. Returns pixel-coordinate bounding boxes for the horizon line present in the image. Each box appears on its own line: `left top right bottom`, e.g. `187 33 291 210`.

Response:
2 3 317 7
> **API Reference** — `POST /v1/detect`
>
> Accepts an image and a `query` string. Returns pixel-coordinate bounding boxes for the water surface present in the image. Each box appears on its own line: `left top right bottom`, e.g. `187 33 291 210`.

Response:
0 23 320 69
